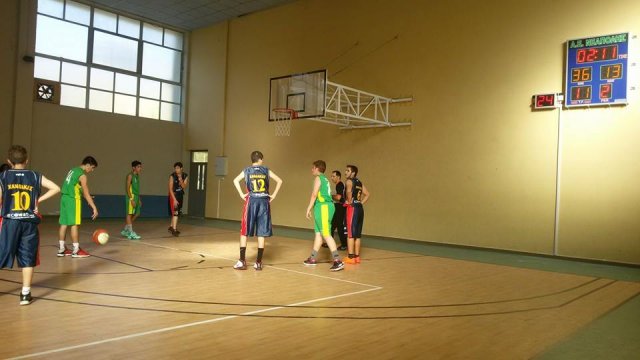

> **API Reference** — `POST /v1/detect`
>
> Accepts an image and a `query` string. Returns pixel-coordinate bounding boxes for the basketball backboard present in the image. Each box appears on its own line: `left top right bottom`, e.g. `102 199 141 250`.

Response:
268 69 326 121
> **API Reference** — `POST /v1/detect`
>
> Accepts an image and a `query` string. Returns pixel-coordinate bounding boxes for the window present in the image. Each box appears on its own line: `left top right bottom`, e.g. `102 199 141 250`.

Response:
34 0 184 122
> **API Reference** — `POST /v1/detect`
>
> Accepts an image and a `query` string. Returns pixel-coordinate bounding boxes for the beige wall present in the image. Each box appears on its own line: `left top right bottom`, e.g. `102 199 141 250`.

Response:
187 0 640 264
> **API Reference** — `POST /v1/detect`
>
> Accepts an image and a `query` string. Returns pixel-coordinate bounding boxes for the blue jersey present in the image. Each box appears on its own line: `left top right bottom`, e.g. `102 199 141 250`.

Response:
350 177 364 205
0 169 42 223
244 166 270 198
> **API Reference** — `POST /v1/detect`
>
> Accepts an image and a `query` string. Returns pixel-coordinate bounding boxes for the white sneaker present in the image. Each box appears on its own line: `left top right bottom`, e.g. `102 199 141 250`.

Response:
233 260 247 270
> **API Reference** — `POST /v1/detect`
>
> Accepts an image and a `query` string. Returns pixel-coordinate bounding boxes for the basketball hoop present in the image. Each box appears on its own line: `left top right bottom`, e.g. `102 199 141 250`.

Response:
273 108 297 137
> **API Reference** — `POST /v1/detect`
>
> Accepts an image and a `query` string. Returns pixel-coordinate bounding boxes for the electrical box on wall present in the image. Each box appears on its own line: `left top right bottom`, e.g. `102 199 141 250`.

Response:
215 156 228 176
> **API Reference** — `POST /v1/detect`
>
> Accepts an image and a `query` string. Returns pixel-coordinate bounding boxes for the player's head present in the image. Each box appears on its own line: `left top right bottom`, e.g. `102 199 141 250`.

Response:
131 160 143 173
0 163 10 173
174 162 183 174
250 151 263 163
346 164 358 178
330 170 341 183
312 160 326 174
81 156 98 173
8 145 28 166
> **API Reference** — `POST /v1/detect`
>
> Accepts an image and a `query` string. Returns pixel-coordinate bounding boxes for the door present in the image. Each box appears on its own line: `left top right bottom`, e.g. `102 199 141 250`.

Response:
188 151 208 218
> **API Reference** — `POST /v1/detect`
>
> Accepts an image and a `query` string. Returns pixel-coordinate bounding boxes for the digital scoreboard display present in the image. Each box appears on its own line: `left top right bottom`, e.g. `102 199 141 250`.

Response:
565 33 628 107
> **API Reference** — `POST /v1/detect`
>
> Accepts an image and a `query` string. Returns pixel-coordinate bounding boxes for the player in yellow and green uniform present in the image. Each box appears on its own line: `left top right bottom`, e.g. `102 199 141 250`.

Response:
122 160 142 240
58 156 99 258
303 160 344 271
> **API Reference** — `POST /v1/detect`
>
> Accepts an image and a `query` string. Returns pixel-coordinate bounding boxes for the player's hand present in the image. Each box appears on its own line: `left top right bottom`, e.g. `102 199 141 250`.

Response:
305 209 312 219
240 192 248 200
91 208 98 220
269 194 276 202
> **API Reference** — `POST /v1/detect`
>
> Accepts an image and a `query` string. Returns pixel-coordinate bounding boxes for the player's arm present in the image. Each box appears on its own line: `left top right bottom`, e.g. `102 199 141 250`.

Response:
38 175 60 203
233 171 247 199
360 184 370 205
345 179 353 204
305 177 320 219
179 174 188 190
268 170 283 202
79 174 98 220
332 183 343 202
126 174 135 206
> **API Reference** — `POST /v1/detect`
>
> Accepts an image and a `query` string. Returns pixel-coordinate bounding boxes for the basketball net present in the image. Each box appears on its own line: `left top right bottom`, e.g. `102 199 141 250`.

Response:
273 108 297 137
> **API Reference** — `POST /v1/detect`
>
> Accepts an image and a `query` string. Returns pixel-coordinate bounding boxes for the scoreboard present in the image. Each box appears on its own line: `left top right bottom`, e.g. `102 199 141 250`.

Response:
565 33 629 107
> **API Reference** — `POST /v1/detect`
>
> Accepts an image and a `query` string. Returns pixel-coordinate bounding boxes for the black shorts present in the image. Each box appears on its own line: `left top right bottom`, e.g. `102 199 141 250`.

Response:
241 196 272 237
0 219 40 268
346 204 364 239
169 193 184 216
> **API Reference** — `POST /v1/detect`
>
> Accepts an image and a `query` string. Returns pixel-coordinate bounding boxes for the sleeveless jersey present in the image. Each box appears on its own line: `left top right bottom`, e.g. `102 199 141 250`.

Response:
127 172 140 196
244 166 270 198
316 174 332 204
0 169 42 223
61 167 84 198
350 177 364 204
170 172 188 194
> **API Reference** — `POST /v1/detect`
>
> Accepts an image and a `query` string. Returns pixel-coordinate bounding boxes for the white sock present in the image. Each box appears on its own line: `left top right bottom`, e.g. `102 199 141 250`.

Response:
59 240 66 250
73 243 80 251
22 287 30 295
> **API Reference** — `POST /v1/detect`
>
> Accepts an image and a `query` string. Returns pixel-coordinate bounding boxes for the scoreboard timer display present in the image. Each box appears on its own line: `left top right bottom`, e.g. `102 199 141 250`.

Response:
565 33 629 107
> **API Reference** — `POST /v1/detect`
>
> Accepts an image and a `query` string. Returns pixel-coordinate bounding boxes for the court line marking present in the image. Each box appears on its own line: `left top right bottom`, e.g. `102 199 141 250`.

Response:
8 287 381 359
9 231 383 358
138 241 382 289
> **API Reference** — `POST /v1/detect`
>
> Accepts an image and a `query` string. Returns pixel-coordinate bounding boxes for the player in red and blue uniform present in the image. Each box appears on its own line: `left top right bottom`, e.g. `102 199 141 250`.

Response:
232 151 283 270
0 145 60 305
343 164 370 265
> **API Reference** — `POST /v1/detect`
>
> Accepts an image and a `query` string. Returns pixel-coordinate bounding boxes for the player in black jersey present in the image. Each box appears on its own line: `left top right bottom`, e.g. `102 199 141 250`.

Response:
0 145 60 305
343 164 369 265
168 162 189 236
330 170 348 250
232 151 283 270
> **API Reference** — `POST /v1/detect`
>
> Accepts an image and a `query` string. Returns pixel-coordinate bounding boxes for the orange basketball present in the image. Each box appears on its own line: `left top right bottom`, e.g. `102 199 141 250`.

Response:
92 229 109 245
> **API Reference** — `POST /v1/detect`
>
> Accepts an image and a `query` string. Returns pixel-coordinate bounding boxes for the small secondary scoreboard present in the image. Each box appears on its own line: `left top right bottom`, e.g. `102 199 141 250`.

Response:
565 32 629 107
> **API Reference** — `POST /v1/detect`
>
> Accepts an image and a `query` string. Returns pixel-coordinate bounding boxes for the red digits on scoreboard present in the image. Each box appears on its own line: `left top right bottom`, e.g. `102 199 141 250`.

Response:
576 45 618 63
600 84 612 99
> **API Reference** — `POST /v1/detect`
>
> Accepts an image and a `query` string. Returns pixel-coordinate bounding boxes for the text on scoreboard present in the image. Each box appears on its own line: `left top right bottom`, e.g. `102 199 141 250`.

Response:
565 33 629 107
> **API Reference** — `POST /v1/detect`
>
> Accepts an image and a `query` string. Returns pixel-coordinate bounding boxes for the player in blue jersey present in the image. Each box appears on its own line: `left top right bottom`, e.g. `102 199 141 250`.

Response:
232 151 283 271
0 145 60 305
343 164 369 265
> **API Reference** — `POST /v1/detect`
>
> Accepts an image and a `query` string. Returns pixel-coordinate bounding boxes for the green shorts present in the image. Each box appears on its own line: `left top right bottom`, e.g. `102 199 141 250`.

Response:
126 195 141 215
59 195 82 226
314 202 335 236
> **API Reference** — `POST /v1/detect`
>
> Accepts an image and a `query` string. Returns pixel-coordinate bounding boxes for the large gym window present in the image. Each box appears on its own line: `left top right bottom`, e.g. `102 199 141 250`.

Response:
34 0 184 122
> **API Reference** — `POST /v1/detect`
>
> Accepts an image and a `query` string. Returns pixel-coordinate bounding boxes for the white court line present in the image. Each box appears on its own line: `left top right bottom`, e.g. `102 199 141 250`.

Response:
14 233 383 358
8 286 380 360
138 241 381 289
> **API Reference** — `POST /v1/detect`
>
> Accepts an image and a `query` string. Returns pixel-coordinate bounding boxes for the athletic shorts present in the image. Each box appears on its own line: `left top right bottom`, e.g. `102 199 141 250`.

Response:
59 195 82 226
346 204 364 239
169 193 183 217
241 196 272 237
0 220 40 268
314 202 335 236
126 194 141 216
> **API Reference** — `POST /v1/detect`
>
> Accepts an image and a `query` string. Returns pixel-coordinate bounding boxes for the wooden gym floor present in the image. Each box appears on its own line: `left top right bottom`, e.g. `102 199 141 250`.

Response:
1 218 639 359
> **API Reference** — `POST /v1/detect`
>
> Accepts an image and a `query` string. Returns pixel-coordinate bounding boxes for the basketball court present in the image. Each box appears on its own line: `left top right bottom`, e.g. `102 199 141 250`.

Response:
1 219 638 359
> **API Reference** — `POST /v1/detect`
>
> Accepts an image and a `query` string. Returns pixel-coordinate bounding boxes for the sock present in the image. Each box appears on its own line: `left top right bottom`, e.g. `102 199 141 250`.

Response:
126 224 132 232
310 250 318 259
59 240 66 250
22 287 30 295
240 247 246 261
348 253 355 258
73 243 80 252
257 248 264 262
332 251 340 260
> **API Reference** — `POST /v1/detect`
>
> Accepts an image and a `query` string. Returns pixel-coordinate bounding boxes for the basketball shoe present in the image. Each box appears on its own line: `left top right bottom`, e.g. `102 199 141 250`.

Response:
233 260 247 270
254 261 263 271
303 257 318 266
343 256 357 264
57 247 72 257
19 292 32 306
72 248 91 258
329 260 345 271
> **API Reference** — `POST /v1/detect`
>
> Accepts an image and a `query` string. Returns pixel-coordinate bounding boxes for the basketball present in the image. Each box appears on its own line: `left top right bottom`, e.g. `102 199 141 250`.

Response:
92 229 109 245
